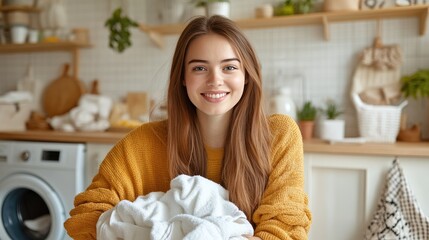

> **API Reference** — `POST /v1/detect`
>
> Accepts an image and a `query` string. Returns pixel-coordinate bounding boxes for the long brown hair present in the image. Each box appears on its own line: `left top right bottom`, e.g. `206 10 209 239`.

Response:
167 15 271 220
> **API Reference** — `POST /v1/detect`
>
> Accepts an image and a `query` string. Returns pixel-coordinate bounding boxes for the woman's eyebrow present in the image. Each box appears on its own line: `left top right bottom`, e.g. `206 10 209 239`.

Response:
222 58 240 63
188 59 208 64
187 58 241 65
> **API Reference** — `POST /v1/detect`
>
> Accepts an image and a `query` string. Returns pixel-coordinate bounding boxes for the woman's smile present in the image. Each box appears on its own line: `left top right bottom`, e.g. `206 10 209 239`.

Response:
201 92 229 102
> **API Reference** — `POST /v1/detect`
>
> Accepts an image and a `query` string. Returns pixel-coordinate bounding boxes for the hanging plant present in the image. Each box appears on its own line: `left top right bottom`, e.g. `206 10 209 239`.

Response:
105 7 139 53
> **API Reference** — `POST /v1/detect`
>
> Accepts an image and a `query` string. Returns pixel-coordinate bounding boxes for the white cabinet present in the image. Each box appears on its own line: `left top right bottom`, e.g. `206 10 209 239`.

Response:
85 143 114 187
304 153 429 240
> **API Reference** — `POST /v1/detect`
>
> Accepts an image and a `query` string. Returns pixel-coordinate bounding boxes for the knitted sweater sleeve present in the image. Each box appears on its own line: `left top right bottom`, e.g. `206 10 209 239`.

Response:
253 114 312 240
63 121 169 240
63 137 141 240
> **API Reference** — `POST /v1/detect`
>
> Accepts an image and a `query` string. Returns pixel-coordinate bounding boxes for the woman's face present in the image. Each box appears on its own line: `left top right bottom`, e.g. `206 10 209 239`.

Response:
184 33 245 118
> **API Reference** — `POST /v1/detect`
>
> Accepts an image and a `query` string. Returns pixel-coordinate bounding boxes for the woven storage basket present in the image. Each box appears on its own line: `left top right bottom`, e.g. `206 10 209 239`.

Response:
351 44 407 143
352 94 407 142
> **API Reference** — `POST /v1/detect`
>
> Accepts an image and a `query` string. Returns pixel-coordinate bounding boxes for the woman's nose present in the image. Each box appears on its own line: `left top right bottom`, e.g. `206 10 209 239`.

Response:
207 70 223 86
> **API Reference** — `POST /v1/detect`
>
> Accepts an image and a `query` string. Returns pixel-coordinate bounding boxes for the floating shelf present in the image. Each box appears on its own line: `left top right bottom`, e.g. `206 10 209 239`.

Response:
0 41 91 53
0 6 40 12
140 5 429 45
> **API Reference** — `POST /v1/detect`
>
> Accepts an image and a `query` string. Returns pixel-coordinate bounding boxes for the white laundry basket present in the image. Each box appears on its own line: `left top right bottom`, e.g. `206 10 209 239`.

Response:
352 94 407 143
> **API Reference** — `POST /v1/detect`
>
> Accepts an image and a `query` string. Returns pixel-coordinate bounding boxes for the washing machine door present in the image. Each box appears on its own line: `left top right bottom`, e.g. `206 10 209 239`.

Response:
0 174 66 240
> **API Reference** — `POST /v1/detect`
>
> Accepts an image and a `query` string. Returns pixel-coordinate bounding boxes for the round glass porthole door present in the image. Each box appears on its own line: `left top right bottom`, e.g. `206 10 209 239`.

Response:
0 174 65 240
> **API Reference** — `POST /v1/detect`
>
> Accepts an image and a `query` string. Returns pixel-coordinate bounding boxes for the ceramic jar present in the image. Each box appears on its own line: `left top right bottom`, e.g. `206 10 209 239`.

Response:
269 87 297 121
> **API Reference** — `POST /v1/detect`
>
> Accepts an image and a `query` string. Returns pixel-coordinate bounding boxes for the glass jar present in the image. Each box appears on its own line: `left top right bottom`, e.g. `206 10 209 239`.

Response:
269 87 297 121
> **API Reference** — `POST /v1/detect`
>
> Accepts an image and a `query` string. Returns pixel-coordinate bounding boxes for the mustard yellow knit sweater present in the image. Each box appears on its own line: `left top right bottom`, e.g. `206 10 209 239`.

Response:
64 114 311 239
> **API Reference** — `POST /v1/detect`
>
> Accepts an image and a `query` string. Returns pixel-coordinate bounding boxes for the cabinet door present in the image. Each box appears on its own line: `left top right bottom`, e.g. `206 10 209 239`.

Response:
304 153 429 240
304 153 394 240
85 143 114 187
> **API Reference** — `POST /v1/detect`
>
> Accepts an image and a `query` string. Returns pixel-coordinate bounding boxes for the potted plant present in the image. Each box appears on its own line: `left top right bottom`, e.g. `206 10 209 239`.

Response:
274 0 314 16
297 101 317 140
206 0 230 18
318 99 345 141
400 69 429 99
400 69 429 141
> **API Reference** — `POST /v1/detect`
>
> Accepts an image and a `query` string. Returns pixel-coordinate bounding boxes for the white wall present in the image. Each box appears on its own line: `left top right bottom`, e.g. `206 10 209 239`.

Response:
0 0 428 138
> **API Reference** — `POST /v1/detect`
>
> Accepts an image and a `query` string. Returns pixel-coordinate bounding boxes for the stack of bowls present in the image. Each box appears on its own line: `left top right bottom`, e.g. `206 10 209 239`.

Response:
3 0 35 44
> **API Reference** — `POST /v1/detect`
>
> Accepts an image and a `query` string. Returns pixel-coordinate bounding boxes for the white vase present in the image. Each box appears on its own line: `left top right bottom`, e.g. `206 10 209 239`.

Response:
207 2 230 18
319 119 345 141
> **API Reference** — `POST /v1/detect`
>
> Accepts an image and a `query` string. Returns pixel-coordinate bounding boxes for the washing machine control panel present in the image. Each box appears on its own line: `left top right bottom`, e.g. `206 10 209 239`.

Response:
0 140 85 170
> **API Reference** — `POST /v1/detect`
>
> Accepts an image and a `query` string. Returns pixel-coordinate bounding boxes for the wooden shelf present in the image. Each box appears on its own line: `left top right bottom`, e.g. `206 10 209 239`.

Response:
0 6 40 12
0 41 92 77
141 5 429 44
0 41 91 53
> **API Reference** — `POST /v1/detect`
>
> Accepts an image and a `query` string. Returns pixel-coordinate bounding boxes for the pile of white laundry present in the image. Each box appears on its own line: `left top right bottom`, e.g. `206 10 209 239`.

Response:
96 175 254 240
50 94 112 132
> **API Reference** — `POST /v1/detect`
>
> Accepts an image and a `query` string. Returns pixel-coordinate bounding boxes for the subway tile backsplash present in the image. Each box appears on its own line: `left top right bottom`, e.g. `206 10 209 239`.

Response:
0 0 428 138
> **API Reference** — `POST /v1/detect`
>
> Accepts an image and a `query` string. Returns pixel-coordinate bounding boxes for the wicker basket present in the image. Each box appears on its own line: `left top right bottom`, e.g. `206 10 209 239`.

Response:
352 94 407 143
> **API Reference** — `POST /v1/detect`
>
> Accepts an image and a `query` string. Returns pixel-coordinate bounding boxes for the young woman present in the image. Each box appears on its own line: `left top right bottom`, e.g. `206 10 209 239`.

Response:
64 15 311 240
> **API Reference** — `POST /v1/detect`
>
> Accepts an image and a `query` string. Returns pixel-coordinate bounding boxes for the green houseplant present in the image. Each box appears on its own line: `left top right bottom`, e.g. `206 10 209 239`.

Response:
297 101 317 140
319 99 343 120
274 0 314 16
318 100 345 141
297 101 317 121
105 8 139 53
401 69 429 99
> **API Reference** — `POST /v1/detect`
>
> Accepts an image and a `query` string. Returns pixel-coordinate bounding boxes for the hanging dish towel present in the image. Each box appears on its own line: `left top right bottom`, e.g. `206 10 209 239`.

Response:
96 175 253 240
365 159 429 240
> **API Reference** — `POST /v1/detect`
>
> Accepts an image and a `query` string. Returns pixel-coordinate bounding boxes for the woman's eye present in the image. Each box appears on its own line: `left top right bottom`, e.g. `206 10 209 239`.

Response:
192 66 206 71
224 65 237 71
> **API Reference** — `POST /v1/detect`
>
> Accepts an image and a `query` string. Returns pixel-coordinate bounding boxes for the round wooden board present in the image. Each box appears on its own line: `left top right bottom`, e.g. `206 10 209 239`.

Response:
42 64 85 117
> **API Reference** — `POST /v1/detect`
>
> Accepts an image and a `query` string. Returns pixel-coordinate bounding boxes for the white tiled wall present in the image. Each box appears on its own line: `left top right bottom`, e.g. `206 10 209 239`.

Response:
0 0 428 138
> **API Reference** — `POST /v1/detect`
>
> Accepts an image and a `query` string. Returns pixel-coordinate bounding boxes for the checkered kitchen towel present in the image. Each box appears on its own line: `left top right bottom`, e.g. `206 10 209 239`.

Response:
365 159 429 240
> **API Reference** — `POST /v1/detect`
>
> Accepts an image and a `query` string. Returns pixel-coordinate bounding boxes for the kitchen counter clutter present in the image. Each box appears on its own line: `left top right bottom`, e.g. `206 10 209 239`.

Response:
0 130 428 157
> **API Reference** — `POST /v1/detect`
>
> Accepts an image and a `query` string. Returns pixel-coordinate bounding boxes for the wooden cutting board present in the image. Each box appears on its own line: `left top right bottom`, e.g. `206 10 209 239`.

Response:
42 64 85 117
126 92 148 120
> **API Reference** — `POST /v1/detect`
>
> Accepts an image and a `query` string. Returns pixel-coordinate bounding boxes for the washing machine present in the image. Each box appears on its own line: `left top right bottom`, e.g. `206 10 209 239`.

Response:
0 140 86 240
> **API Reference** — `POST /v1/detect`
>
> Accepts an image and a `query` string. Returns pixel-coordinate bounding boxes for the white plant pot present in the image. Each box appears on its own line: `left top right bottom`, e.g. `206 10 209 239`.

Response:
319 119 345 141
207 2 230 18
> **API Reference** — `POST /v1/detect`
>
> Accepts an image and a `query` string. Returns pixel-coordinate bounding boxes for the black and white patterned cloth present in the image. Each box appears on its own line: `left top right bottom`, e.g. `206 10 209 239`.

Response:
365 159 429 240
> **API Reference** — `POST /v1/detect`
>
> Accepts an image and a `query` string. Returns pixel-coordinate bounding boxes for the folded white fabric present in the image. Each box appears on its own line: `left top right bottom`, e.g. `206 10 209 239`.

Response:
96 175 253 240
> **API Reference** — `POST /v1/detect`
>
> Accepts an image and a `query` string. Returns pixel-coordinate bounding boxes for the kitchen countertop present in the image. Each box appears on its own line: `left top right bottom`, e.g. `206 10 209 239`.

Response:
0 130 428 157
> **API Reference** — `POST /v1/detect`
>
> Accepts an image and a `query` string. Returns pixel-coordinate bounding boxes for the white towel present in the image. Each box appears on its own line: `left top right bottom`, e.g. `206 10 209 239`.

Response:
49 94 112 132
96 175 253 240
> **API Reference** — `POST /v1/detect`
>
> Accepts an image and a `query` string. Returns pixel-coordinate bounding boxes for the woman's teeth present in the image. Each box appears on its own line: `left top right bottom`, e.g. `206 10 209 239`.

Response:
204 93 227 99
